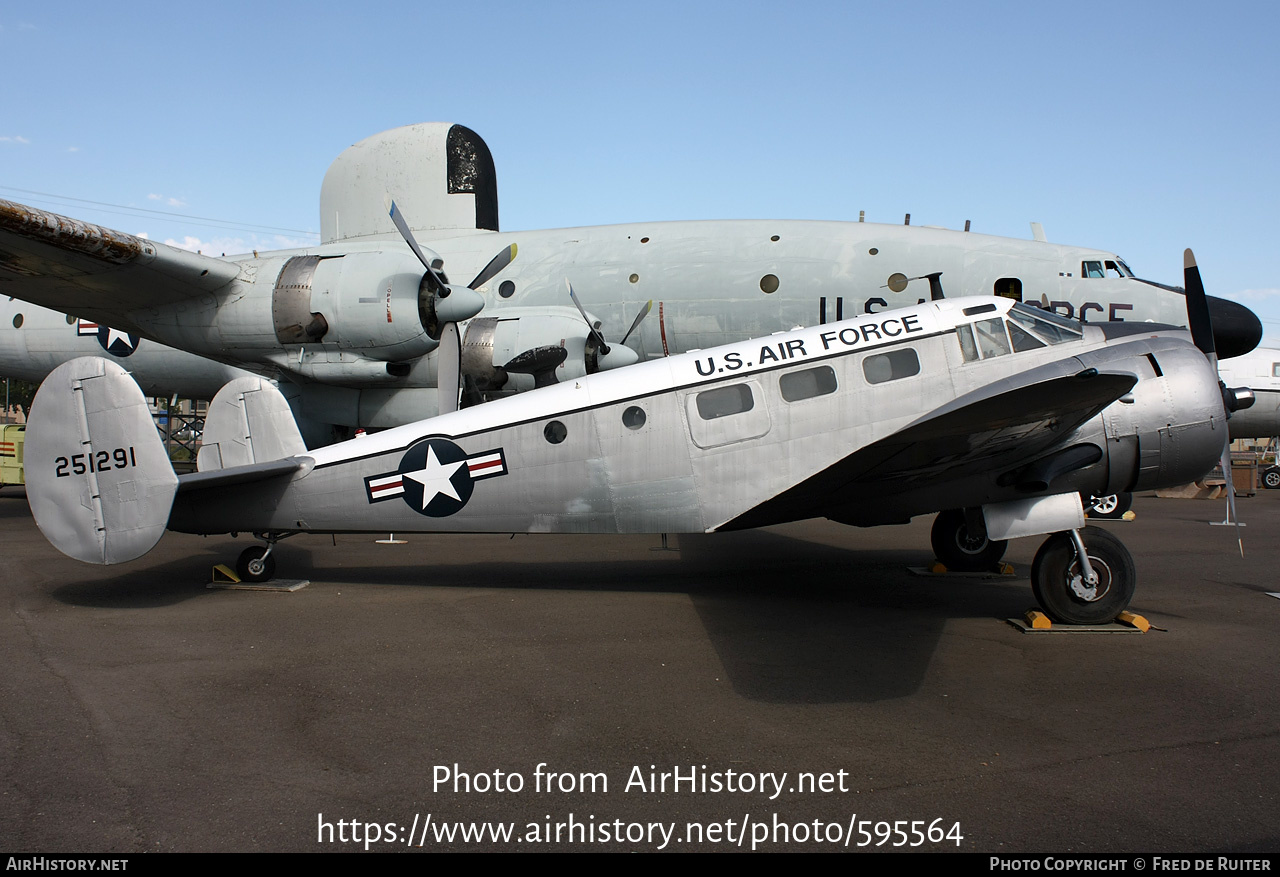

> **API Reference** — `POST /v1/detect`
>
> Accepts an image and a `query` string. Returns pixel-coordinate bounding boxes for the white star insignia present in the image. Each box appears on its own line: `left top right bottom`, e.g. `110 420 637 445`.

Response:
403 446 466 510
105 327 134 351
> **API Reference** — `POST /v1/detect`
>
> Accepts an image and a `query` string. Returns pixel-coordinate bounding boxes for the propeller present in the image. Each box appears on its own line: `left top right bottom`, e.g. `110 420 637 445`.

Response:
1184 248 1256 555
386 197 516 415
564 279 645 372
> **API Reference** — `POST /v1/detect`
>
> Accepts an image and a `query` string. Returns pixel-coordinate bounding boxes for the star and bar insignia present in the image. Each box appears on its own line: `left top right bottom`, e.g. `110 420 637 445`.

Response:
78 319 140 357
364 437 507 517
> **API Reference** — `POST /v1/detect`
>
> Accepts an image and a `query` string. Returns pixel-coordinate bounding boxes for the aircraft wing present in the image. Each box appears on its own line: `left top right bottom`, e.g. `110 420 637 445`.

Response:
721 366 1138 531
0 198 242 330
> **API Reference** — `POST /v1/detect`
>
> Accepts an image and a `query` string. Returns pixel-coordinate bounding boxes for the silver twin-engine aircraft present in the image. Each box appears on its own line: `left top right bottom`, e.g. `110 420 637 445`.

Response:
22 256 1250 626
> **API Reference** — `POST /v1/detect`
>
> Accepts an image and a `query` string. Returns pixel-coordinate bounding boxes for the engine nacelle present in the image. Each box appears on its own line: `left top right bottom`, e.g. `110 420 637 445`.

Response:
273 252 439 363
461 307 603 392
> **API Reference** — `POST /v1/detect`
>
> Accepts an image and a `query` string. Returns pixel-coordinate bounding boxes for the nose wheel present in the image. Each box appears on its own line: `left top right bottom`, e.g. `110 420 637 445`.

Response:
1031 526 1135 625
236 545 277 583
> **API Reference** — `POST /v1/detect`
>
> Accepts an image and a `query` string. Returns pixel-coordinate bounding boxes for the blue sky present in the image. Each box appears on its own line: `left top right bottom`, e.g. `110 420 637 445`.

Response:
3 1 1279 342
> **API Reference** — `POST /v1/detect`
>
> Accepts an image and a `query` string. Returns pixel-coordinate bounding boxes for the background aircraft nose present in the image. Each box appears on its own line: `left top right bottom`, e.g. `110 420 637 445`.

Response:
1207 295 1263 359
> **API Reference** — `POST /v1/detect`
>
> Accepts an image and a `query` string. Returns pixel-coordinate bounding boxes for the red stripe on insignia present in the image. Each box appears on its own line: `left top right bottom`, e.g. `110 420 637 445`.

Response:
370 479 403 494
468 459 503 473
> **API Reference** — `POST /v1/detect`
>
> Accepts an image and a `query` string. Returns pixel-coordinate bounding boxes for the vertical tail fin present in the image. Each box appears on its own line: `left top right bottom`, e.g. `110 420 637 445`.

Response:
196 377 306 471
25 357 178 564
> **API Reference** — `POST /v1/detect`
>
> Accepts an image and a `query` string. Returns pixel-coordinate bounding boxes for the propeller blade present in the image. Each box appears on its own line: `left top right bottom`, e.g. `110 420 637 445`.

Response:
1184 248 1216 360
386 196 447 295
469 244 518 290
619 300 653 346
437 322 461 416
565 279 610 354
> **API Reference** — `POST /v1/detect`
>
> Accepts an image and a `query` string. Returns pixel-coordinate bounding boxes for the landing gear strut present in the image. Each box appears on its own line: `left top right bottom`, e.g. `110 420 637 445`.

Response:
1031 526 1135 625
931 509 1009 571
234 532 295 583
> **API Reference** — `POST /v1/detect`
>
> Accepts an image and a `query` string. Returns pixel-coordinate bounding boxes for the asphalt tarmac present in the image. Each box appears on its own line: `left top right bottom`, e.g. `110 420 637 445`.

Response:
1 485 1276 853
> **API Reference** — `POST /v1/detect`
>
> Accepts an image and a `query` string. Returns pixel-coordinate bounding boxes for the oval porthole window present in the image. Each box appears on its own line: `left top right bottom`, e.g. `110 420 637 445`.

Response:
629 273 639 284
498 280 516 298
760 274 780 294
65 314 76 325
12 314 22 329
544 421 568 444
869 248 879 256
886 272 909 293
622 406 646 430
770 235 780 242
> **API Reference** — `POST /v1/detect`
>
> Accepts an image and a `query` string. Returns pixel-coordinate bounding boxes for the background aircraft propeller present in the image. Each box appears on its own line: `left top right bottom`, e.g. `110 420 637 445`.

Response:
386 197 517 415
565 279 645 372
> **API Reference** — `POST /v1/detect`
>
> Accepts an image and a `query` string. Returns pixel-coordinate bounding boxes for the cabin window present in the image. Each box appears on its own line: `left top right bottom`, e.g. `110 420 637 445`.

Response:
622 406 646 429
11 314 22 329
863 348 921 384
696 384 755 420
779 365 838 402
544 421 568 444
974 318 1011 358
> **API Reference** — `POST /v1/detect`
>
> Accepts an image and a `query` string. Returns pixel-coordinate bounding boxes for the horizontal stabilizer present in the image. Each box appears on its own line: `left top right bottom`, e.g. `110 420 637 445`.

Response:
178 458 304 493
197 378 308 471
25 357 178 564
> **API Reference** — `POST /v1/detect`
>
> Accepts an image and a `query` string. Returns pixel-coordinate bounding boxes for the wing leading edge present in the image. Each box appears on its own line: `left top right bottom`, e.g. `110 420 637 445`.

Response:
0 198 241 328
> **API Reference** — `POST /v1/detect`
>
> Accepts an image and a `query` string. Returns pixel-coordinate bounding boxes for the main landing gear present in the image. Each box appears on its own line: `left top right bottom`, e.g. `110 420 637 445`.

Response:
931 509 1137 625
1030 526 1135 625
930 509 1008 572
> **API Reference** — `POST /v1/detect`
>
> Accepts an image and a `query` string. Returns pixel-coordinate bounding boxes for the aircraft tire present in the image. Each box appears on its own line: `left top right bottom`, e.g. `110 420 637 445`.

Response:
1263 467 1280 490
1088 492 1133 519
236 546 277 583
1031 527 1135 625
930 509 1008 572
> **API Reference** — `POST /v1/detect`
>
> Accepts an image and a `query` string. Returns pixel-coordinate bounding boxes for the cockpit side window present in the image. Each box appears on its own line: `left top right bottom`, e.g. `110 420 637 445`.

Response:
1010 303 1084 344
1082 260 1105 278
975 318 1011 358
957 324 980 362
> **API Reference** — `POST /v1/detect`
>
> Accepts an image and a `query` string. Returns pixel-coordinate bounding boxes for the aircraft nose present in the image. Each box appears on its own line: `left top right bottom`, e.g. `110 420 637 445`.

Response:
1207 295 1262 359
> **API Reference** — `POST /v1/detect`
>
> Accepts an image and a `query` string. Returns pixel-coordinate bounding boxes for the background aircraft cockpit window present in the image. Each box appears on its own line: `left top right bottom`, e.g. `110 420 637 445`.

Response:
1009 303 1083 344
1273 363 1280 378
1116 259 1135 277
956 324 980 362
696 383 755 420
863 348 921 384
1082 260 1106 278
1103 260 1129 278
975 318 1011 358
779 365 838 402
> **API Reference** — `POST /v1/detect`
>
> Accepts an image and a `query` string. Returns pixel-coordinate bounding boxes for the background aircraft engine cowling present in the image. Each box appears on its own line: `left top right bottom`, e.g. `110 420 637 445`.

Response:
316 251 442 362
461 307 610 391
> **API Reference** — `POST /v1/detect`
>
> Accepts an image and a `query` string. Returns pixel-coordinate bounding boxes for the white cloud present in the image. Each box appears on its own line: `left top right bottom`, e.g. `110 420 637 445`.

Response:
147 193 186 207
1233 288 1280 302
66 146 79 153
162 233 313 257
0 136 30 144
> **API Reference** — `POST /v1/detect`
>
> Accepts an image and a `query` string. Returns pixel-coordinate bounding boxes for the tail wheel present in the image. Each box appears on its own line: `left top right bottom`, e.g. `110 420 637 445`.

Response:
1031 527 1135 625
930 509 1008 571
236 546 277 584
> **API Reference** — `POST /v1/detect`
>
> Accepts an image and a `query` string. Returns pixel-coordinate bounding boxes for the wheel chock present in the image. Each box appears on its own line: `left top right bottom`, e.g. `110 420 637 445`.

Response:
212 564 241 584
1024 610 1053 630
1115 611 1150 632
1121 511 1136 521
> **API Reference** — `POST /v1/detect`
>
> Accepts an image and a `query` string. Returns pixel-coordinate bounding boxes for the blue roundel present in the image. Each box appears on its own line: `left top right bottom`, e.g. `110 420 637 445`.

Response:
397 438 475 517
97 327 141 357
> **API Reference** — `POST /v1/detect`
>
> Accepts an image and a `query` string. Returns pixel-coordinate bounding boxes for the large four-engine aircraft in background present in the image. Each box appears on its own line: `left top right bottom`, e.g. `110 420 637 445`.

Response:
0 123 1264 444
